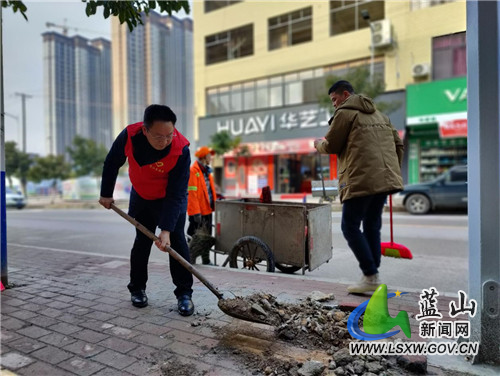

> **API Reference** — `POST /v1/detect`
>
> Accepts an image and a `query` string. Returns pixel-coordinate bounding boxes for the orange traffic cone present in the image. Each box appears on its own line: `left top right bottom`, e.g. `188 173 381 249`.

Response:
1 281 5 292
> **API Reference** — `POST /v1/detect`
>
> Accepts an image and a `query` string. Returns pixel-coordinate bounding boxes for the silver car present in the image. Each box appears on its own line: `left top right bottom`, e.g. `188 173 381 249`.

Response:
5 187 26 209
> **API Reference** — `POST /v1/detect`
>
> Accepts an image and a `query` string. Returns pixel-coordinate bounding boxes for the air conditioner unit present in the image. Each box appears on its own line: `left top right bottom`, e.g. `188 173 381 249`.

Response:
371 19 392 48
412 63 431 78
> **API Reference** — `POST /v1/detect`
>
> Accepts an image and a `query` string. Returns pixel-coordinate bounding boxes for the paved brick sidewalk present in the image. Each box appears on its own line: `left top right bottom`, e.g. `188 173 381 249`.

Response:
0 245 475 375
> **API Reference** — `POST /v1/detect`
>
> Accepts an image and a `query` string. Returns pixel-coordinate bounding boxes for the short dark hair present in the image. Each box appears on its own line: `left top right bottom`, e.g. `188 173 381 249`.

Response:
328 80 355 95
143 104 177 128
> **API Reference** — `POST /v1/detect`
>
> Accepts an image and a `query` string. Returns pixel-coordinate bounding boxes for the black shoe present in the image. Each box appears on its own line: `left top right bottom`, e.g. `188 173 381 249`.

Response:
131 289 148 308
202 260 213 265
177 295 194 316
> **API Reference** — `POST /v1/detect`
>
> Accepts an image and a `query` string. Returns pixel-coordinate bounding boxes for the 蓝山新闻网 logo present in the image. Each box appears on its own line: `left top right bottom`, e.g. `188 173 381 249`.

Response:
347 284 411 341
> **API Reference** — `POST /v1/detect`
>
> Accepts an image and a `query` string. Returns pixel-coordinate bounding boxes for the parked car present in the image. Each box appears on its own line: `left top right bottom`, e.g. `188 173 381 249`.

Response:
5 187 26 209
393 165 467 214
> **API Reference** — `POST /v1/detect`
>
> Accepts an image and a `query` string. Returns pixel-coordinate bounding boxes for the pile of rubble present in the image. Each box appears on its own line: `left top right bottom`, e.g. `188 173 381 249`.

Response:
217 292 428 376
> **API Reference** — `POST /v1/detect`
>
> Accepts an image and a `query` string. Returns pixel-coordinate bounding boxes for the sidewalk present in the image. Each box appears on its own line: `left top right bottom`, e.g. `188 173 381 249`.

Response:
1 245 497 375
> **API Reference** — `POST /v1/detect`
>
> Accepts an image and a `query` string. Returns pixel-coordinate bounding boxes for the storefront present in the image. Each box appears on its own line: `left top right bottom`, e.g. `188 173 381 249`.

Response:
199 91 406 195
406 77 467 183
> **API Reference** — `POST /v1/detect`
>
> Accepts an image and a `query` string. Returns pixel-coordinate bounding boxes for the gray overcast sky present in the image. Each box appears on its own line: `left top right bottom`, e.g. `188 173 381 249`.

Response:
3 0 190 156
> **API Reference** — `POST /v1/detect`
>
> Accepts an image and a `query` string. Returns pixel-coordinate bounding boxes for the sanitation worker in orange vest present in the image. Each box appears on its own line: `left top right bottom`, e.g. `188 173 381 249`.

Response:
99 105 194 316
187 146 216 265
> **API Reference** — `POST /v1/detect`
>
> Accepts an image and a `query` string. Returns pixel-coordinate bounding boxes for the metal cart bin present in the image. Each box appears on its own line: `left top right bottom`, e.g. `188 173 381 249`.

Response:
215 199 332 274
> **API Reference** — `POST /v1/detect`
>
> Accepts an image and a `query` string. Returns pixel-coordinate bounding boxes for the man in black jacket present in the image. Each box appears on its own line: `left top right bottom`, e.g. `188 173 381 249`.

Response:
99 104 194 316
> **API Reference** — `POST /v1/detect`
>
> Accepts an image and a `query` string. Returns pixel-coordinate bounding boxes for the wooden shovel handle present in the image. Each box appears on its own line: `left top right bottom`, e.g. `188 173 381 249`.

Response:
110 203 223 300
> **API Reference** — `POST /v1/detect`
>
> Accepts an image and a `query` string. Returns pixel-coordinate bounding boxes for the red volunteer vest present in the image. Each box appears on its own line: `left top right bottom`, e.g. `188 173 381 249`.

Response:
125 122 189 200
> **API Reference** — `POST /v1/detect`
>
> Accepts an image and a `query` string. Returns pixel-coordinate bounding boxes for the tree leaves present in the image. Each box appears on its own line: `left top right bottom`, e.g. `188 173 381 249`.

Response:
4 1 190 32
82 0 190 32
319 65 400 115
66 135 109 177
210 131 241 156
28 155 71 183
4 141 32 194
1 1 28 20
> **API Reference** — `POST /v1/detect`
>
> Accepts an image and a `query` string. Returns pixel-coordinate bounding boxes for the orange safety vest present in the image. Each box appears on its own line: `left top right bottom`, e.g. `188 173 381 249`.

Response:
187 161 216 216
125 122 189 200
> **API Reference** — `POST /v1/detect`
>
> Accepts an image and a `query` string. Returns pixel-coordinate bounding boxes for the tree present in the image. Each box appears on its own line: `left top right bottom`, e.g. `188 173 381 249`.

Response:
4 141 32 195
66 136 108 177
210 131 241 156
210 130 251 157
3 1 190 31
28 155 71 203
4 141 19 188
319 65 400 114
28 155 71 184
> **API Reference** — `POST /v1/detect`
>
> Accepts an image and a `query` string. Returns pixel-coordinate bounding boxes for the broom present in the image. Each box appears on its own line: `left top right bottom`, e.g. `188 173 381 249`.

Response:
189 227 216 263
381 195 413 259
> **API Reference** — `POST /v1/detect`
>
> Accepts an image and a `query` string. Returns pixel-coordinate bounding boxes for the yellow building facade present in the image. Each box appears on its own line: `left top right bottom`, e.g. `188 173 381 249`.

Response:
194 1 466 194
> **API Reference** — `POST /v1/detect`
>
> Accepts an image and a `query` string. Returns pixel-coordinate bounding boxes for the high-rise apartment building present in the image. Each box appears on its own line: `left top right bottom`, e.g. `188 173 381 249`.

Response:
111 13 193 142
43 32 112 156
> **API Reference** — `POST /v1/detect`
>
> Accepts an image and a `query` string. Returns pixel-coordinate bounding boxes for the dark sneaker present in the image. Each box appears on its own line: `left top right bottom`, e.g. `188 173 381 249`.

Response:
177 295 194 316
131 289 148 308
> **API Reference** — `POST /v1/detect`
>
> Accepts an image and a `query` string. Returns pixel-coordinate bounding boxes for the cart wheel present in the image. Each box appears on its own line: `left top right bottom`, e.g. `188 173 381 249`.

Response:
229 236 275 272
275 263 301 274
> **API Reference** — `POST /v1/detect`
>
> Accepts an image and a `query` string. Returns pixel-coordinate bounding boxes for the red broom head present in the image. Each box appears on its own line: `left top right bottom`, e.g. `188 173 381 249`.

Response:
381 242 413 259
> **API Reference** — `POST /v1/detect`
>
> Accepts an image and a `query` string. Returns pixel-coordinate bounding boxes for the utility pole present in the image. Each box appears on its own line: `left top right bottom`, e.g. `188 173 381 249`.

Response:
14 92 32 153
1 5 8 286
466 0 500 364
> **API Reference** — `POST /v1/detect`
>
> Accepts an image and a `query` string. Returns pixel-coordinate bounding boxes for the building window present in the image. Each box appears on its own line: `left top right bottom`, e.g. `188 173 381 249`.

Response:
269 7 312 51
410 0 456 11
284 73 302 105
432 32 466 79
218 86 230 114
204 60 384 116
330 0 384 36
255 79 269 109
243 82 256 111
204 0 242 13
205 24 253 65
230 84 242 113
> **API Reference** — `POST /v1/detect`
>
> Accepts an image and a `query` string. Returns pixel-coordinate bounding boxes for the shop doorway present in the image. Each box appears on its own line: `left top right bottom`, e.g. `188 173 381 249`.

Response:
275 153 331 194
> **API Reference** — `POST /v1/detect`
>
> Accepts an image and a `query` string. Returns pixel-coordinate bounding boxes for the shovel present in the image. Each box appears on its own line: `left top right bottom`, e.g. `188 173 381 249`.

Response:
381 195 413 259
109 203 270 324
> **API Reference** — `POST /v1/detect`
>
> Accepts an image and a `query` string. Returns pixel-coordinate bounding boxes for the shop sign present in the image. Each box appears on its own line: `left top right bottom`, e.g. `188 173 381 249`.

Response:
224 137 315 157
407 77 467 126
216 108 330 136
199 103 333 145
439 119 467 138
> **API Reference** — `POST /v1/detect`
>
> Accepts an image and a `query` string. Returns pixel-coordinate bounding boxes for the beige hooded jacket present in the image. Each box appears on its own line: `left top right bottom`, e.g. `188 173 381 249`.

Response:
316 94 404 202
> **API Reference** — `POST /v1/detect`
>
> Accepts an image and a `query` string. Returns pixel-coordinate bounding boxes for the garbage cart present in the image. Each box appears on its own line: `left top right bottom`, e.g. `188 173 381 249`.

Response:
214 199 332 275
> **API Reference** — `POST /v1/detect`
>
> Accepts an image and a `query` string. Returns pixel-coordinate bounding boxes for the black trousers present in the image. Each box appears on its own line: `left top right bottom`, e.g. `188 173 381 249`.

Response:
187 214 213 263
341 193 387 276
127 190 193 298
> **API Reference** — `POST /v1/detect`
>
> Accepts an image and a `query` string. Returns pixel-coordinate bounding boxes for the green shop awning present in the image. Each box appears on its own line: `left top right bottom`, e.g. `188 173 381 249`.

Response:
407 77 467 138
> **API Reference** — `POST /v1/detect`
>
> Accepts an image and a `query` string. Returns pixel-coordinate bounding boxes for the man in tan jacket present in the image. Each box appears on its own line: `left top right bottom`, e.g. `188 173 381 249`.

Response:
314 80 404 294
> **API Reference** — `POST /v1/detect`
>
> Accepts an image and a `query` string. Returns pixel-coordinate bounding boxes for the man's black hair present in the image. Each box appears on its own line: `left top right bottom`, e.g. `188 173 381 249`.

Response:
143 104 177 128
328 80 355 95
